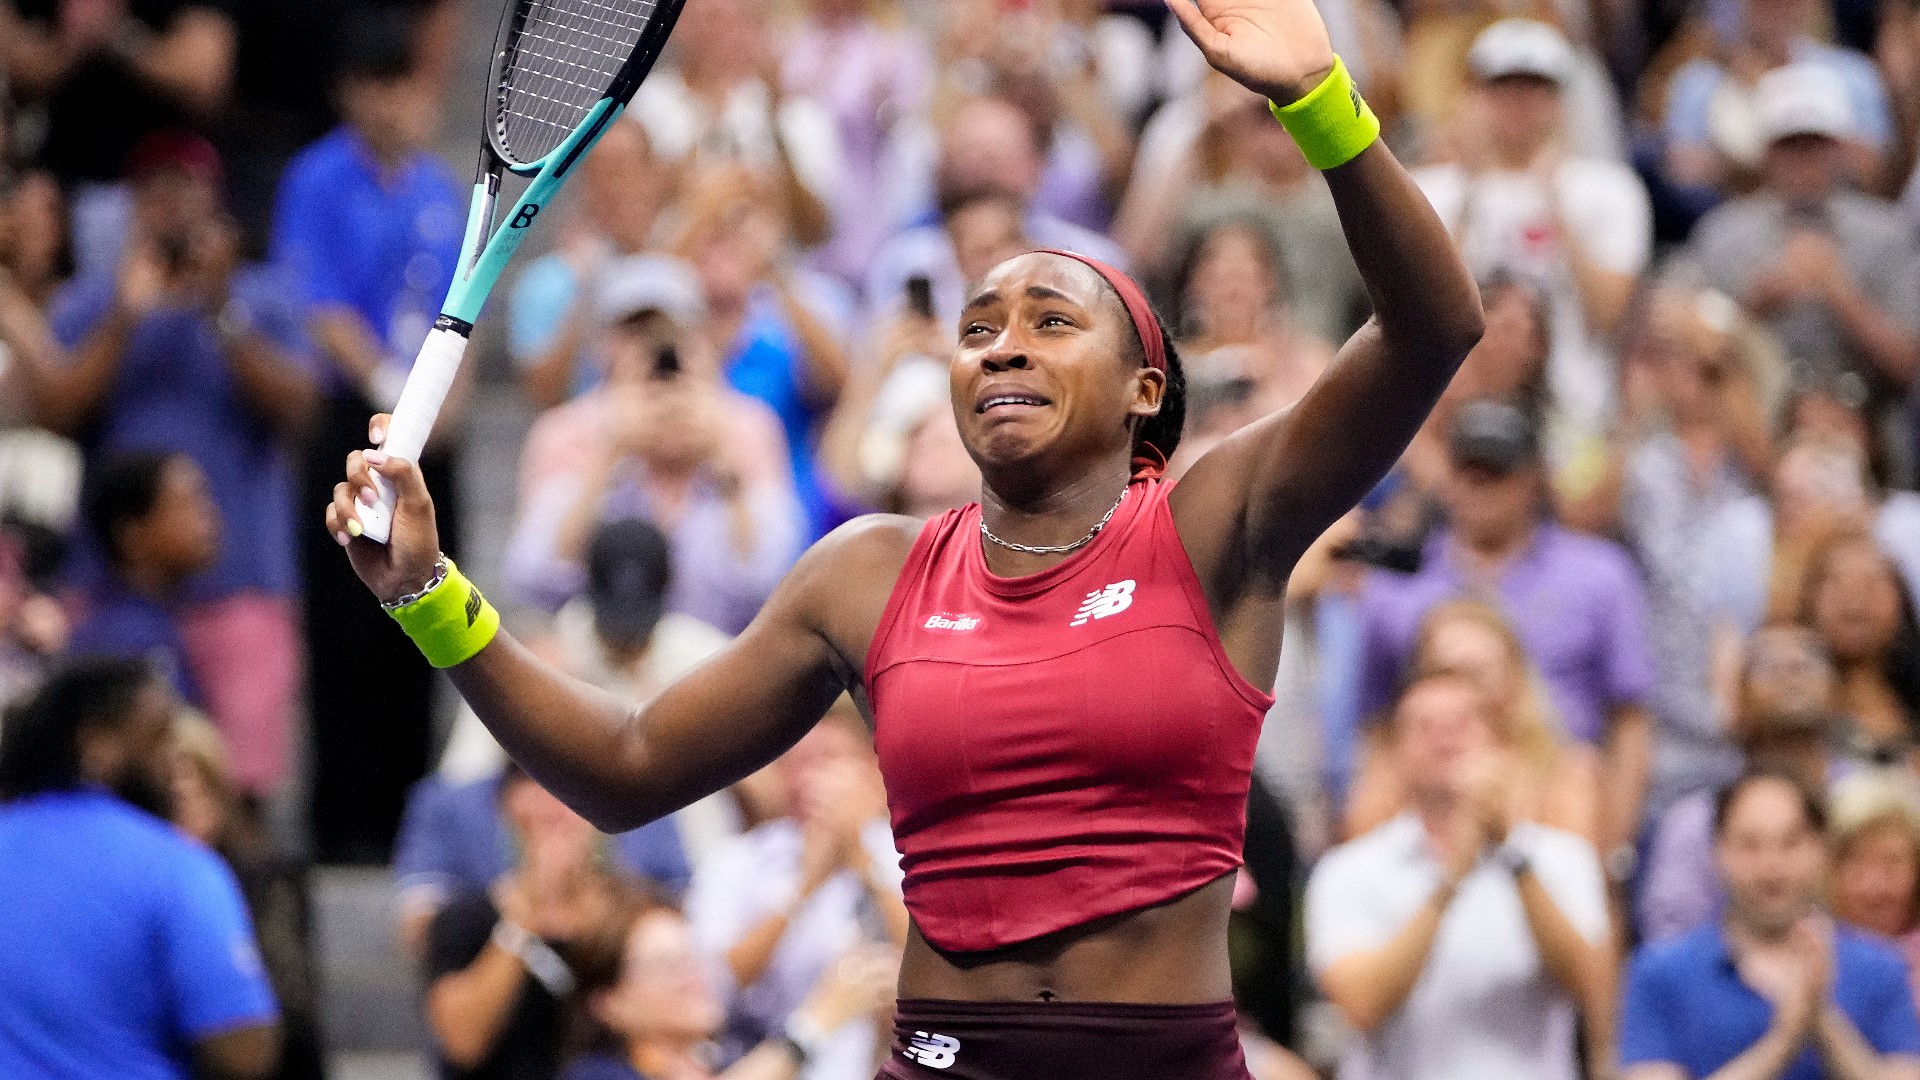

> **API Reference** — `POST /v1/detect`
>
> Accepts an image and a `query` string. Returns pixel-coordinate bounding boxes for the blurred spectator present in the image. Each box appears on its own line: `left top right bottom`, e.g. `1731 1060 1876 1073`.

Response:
550 518 735 713
1 0 234 276
1573 282 1776 813
1800 533 1920 758
1344 599 1603 849
1416 20 1653 446
1306 671 1613 1080
1118 76 1368 342
271 13 462 860
780 0 933 281
1639 624 1860 942
22 130 316 795
1662 0 1894 193
562 896 897 1080
0 659 280 1079
1398 273 1553 496
1398 8 1626 167
922 0 1137 235
395 760 692 969
0 526 68 707
685 709 905 1080
1700 438 1920 642
510 118 683 410
271 12 459 419
676 167 853 537
424 765 631 1080
0 170 72 309
172 712 325 1080
1685 64 1920 470
505 293 802 635
864 94 1127 323
1356 400 1658 876
1828 770 1920 1004
629 0 839 248
215 0 458 251
1168 213 1333 418
0 177 85 546
1618 770 1920 1080
67 451 217 701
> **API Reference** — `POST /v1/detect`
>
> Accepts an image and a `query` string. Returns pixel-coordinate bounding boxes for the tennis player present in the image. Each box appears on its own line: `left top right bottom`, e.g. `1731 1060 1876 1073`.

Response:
329 0 1480 1075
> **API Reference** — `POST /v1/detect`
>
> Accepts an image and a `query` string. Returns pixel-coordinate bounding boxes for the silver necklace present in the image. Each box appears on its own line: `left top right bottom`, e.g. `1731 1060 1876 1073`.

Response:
980 488 1127 556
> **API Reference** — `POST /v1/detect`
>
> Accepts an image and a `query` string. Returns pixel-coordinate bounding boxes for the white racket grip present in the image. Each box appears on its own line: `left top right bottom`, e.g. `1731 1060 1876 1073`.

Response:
360 325 470 545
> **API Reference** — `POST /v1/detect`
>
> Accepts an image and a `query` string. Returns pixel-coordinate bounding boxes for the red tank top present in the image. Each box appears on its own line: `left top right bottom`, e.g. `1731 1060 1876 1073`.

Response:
865 476 1275 953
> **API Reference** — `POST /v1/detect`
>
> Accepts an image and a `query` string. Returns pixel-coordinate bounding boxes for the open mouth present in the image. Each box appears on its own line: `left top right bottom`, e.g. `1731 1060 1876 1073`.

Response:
976 394 1051 415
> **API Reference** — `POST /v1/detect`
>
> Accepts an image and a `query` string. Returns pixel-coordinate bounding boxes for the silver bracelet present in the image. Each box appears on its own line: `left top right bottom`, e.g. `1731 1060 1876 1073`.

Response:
380 555 450 612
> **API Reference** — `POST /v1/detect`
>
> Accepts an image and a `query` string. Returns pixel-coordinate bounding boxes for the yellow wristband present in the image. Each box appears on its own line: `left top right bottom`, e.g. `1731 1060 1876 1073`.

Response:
387 557 500 668
1269 56 1380 171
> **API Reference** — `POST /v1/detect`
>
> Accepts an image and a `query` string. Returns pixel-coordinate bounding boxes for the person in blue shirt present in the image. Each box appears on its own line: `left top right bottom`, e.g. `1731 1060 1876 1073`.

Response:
17 129 320 798
270 12 467 863
0 658 281 1080
67 451 221 703
1619 769 1920 1080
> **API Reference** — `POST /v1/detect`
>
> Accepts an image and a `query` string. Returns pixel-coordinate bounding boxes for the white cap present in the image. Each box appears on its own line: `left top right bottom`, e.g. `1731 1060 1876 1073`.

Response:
594 255 706 327
1752 62 1855 145
1468 19 1575 86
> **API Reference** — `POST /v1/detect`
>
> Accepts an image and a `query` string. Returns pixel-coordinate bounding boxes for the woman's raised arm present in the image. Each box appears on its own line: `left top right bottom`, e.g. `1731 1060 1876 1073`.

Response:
327 437 909 834
1166 0 1483 587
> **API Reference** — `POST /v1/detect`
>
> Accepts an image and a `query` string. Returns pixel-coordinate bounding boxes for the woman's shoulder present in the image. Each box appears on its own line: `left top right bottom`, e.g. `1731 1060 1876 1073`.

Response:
808 512 931 570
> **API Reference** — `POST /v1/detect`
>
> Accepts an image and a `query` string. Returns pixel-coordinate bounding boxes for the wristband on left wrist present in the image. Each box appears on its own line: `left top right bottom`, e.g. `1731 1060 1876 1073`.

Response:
1269 55 1381 171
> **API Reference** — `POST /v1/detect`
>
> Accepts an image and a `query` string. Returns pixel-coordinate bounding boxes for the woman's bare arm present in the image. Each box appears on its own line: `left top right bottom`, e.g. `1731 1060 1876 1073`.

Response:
1173 139 1482 591
1163 0 1482 602
330 447 910 833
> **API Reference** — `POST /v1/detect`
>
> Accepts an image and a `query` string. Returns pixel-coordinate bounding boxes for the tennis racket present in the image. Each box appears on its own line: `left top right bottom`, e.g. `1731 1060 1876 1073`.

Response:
359 0 688 543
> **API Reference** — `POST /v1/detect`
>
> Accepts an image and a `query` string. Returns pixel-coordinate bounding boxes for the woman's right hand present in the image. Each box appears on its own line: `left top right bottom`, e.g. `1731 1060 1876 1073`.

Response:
326 413 445 605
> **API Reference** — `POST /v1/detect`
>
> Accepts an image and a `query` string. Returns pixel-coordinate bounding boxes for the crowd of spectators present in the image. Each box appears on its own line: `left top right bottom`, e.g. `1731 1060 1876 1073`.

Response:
6 0 1920 1076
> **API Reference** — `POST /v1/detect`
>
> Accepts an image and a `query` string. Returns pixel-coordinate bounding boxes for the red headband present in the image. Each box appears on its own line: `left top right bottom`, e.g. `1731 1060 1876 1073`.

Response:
1034 249 1167 375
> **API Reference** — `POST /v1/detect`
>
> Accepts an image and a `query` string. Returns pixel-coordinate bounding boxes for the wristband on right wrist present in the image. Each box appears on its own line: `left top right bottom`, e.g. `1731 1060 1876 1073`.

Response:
385 555 500 668
1269 55 1381 171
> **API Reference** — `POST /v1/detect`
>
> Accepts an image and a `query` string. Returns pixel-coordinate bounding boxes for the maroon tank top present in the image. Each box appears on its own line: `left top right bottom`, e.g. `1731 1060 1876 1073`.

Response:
865 476 1275 953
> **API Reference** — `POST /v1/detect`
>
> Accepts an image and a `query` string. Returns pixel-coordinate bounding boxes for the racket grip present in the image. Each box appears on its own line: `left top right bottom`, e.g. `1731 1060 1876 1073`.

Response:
359 324 471 545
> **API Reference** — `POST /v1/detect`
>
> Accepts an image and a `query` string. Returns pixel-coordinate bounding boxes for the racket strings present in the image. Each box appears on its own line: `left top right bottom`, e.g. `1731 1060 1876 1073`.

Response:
497 0 657 163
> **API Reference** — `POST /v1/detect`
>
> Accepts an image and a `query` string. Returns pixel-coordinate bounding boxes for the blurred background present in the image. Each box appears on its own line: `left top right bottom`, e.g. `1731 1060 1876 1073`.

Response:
5 0 1920 1076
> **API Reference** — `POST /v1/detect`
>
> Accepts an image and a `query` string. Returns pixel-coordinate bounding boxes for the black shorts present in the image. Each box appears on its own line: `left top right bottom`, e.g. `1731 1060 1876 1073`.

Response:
876 998 1252 1080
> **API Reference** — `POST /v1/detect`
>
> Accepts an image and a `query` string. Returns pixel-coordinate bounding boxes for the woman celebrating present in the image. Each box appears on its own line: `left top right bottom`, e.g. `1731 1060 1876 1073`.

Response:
1341 599 1601 849
326 1 1481 1076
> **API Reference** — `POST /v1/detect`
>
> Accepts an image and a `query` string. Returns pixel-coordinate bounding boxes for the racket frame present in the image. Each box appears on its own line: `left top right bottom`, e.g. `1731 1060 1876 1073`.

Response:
359 0 686 544
445 0 688 325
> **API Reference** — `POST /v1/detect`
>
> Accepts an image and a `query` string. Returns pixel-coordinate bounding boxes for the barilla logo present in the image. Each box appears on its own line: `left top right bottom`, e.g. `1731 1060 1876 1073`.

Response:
923 612 983 633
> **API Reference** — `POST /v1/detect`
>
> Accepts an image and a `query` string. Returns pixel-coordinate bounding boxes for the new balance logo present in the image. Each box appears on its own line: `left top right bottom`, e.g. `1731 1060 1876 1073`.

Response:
465 587 484 628
905 1031 960 1069
1071 579 1136 626
922 612 982 633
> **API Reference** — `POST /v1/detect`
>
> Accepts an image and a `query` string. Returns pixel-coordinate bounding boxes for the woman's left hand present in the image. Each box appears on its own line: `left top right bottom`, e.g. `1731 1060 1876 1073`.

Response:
1165 0 1336 104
